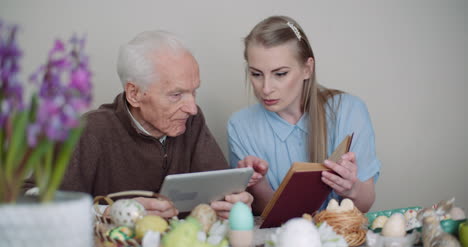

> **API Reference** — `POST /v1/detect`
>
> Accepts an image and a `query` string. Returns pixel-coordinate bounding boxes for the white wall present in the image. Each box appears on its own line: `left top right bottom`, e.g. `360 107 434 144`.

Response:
1 0 467 212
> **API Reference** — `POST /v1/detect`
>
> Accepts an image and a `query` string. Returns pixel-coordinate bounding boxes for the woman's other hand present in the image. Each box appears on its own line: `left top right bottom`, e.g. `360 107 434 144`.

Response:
238 155 268 187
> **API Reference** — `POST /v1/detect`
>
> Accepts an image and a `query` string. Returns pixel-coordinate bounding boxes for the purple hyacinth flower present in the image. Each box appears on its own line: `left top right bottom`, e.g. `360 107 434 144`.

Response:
70 67 91 93
27 123 41 147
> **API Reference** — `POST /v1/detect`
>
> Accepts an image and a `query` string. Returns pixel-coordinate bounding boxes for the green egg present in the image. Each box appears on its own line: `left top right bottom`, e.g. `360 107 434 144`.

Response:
229 202 254 230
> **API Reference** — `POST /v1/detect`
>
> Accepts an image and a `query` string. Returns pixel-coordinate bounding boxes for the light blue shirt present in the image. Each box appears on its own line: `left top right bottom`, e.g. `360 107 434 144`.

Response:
227 94 381 209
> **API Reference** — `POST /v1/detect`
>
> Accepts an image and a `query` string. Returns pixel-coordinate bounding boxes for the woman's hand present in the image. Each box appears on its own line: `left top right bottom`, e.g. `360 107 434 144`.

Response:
238 155 268 187
133 197 179 218
210 191 254 219
321 152 359 199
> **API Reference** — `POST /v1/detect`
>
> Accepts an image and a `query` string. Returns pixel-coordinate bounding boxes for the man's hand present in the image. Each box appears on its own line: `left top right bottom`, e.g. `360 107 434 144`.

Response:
133 197 179 218
210 191 253 219
238 155 268 187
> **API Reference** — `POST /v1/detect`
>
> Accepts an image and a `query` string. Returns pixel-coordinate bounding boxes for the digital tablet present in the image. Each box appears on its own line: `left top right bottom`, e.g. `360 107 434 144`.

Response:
159 167 253 212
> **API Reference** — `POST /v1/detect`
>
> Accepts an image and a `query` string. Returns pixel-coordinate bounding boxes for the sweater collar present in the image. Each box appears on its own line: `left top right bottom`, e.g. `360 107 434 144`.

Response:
112 92 154 139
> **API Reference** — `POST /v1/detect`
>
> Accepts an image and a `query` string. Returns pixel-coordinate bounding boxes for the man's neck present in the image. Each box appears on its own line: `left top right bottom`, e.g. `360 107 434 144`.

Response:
126 103 165 139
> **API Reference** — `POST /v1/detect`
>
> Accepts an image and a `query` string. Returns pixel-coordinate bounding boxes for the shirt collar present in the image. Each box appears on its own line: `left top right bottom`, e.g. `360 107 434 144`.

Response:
263 105 308 141
125 102 166 143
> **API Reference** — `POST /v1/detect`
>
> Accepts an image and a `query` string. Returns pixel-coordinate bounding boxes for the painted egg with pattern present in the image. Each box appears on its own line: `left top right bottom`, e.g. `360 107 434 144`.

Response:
110 199 146 227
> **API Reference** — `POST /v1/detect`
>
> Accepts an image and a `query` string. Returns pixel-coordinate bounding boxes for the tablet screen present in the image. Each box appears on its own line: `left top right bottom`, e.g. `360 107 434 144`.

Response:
159 167 253 212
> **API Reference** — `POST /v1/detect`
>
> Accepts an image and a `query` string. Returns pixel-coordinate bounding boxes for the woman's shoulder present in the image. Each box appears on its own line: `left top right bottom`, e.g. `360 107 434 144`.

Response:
327 93 369 113
228 103 265 124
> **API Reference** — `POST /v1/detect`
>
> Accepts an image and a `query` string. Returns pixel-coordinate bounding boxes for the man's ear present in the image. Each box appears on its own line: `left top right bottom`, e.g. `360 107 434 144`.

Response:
303 57 315 80
124 82 141 107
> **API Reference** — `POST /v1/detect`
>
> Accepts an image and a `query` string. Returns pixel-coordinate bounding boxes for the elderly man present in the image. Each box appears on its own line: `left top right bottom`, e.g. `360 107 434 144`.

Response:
59 30 252 218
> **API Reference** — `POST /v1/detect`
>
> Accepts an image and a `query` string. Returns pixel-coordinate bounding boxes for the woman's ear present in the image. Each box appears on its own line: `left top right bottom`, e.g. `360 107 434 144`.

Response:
303 57 315 80
124 82 141 107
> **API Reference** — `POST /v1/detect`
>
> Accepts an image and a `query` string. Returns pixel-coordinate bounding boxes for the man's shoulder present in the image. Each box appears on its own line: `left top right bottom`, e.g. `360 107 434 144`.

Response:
81 107 121 136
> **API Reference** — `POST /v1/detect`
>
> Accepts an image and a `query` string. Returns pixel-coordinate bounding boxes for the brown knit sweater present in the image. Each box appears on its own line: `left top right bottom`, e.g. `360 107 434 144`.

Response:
56 93 228 197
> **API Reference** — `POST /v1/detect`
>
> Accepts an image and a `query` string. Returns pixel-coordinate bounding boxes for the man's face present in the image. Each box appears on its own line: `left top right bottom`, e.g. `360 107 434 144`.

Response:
130 51 200 138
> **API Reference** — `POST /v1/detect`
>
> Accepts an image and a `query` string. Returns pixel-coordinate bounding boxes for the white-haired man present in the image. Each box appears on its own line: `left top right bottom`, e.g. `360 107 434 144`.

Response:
58 30 252 218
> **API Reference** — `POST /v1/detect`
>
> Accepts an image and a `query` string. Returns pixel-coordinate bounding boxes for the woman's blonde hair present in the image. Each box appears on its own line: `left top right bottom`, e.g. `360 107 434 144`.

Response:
244 16 342 163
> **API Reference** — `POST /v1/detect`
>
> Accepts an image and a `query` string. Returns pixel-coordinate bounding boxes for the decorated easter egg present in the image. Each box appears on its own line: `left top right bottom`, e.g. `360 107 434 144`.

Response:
190 204 218 233
229 202 254 231
404 209 420 230
107 226 135 241
110 199 146 227
277 218 321 247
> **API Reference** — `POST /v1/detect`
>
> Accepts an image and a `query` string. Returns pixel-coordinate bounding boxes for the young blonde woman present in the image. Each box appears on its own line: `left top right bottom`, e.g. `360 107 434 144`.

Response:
228 16 381 215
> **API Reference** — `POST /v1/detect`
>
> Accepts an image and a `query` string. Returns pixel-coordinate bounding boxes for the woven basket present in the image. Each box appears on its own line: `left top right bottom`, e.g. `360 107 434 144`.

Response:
93 190 170 247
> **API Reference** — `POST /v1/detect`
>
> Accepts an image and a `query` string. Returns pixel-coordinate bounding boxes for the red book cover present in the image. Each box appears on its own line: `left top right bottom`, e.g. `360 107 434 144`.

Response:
259 134 353 228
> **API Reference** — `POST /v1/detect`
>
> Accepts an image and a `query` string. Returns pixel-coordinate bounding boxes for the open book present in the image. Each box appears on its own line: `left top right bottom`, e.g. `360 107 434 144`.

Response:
260 134 353 228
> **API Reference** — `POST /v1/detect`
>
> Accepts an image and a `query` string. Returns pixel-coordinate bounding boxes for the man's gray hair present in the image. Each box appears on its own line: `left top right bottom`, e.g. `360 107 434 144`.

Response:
116 30 189 90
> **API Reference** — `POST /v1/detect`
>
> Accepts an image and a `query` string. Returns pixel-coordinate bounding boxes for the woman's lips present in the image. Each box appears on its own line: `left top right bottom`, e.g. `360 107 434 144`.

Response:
263 99 279 106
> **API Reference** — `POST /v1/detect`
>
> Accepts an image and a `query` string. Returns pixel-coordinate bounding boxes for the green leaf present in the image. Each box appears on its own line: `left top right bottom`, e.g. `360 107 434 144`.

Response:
40 125 84 202
22 140 54 192
5 110 29 178
0 125 4 167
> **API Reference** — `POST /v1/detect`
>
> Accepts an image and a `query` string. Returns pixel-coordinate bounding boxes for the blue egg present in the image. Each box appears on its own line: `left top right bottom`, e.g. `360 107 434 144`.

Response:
229 202 254 230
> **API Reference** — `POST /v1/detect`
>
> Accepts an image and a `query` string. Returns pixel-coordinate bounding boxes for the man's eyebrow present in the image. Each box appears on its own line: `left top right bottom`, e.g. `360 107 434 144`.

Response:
167 85 200 93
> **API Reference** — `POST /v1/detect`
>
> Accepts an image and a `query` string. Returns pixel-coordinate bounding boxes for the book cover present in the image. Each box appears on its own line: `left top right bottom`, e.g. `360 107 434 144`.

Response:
259 134 353 228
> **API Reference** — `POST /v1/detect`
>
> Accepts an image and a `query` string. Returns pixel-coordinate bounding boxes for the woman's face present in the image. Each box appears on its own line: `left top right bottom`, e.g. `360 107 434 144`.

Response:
246 42 313 122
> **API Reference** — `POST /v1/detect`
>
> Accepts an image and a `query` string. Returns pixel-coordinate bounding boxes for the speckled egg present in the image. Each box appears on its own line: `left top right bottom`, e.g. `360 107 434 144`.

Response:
110 199 146 227
190 204 218 233
229 202 254 231
404 209 420 230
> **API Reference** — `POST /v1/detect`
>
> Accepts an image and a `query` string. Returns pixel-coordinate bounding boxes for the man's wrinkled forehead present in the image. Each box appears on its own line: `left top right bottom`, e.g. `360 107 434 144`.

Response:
151 50 200 86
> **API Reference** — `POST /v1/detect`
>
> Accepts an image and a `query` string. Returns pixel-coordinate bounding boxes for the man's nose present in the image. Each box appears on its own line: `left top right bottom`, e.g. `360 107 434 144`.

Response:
183 95 198 115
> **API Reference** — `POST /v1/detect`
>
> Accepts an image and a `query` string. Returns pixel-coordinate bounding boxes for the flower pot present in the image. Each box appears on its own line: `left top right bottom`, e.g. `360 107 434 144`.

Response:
0 191 93 247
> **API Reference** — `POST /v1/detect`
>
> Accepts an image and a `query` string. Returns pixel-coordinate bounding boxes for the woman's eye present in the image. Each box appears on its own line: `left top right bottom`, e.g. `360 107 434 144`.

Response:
276 71 288 77
250 72 262 77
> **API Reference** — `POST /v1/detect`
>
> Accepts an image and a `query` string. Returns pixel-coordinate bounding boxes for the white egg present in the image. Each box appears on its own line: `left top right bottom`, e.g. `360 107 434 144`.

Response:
449 207 466 220
277 218 321 247
326 199 340 213
339 199 354 212
382 213 406 237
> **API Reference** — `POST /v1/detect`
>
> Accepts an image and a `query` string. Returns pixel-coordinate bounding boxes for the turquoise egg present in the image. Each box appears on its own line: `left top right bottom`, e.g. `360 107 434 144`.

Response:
229 202 254 230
